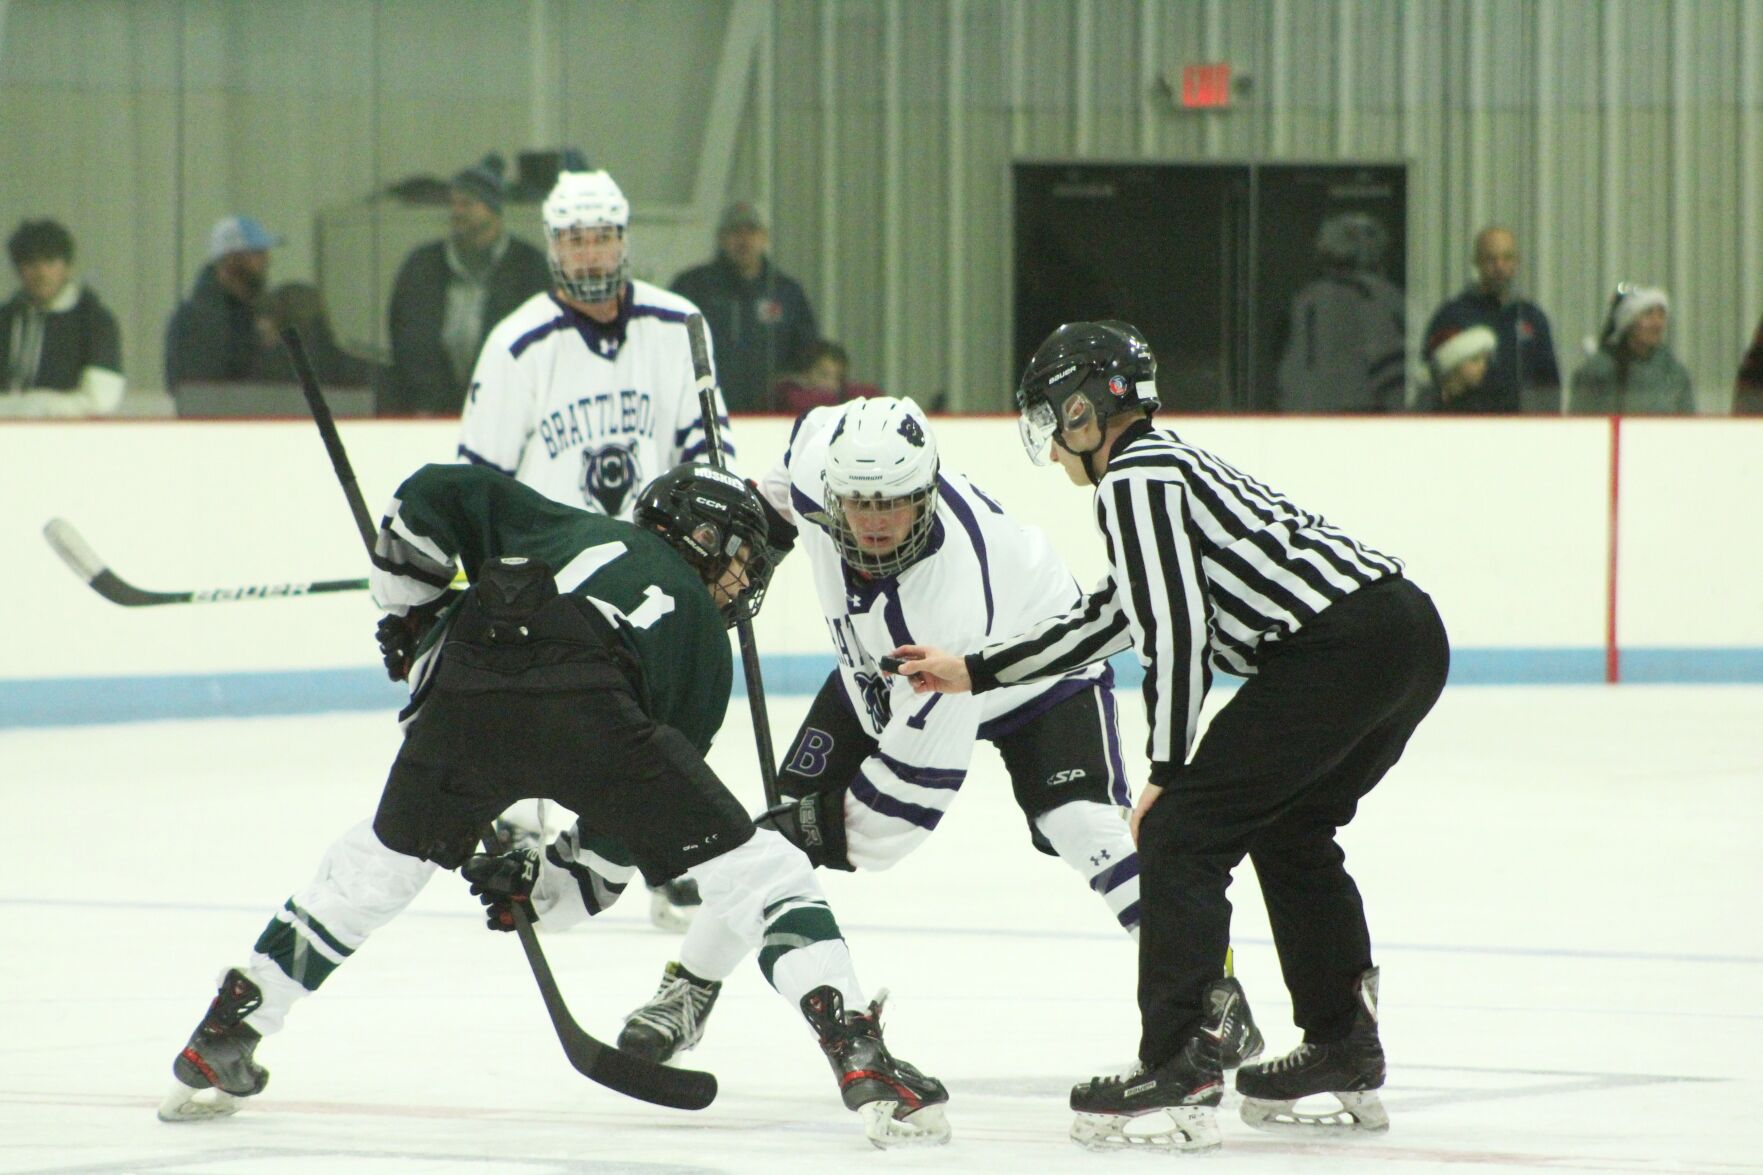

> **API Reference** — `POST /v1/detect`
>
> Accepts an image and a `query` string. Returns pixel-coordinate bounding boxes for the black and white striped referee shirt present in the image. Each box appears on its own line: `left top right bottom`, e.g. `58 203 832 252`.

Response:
966 418 1402 777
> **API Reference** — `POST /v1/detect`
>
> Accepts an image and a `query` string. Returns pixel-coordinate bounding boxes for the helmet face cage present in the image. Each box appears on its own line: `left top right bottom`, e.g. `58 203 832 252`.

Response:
823 481 939 578
547 224 628 305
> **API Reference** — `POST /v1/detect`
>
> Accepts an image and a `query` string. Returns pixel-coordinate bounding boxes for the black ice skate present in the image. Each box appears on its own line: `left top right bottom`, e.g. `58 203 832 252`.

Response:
617 961 721 1063
800 985 950 1149
1068 979 1238 1153
1236 966 1389 1136
649 876 702 931
157 968 269 1122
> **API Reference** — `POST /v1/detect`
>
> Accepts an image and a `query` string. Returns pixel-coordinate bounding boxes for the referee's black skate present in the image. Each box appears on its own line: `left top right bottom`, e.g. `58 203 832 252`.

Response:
1068 979 1238 1153
800 985 951 1149
158 968 269 1122
617 961 720 1063
1237 966 1389 1136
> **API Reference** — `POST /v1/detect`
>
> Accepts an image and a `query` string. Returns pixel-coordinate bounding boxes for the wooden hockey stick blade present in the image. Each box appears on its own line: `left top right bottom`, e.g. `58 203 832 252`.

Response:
43 518 368 607
506 901 717 1110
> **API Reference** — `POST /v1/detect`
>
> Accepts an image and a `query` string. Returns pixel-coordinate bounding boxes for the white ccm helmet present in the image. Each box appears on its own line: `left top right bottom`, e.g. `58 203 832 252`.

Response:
542 169 630 304
822 397 940 577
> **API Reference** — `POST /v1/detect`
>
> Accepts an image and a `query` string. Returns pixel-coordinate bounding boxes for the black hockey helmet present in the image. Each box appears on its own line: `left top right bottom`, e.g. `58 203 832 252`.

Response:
634 462 776 625
1015 320 1160 465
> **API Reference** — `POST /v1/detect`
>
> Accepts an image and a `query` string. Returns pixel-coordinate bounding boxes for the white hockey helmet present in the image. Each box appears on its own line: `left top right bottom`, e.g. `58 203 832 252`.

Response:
822 397 940 577
542 169 630 304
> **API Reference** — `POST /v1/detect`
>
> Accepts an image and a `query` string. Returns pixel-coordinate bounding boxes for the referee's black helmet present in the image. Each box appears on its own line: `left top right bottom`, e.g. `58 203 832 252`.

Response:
1015 321 1159 464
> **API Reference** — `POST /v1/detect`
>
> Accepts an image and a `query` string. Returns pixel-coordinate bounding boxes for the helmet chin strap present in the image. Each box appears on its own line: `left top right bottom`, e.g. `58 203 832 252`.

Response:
1053 430 1106 485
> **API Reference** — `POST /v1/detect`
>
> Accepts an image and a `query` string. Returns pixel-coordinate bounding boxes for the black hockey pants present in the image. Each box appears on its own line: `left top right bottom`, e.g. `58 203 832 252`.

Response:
1134 575 1449 1065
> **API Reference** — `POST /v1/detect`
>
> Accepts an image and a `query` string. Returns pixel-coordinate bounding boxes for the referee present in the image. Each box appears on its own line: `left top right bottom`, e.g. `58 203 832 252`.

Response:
895 321 1449 1153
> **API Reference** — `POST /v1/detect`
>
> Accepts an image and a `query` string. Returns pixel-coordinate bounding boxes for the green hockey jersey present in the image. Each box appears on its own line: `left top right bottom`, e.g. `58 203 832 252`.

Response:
375 463 732 753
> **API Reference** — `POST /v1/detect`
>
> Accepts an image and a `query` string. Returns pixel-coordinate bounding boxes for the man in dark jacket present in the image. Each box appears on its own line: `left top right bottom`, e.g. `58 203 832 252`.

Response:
670 201 817 412
1420 226 1561 413
164 215 281 392
383 154 551 415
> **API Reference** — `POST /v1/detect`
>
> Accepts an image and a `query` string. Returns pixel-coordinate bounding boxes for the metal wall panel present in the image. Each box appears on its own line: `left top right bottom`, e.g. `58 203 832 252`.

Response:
766 0 1763 412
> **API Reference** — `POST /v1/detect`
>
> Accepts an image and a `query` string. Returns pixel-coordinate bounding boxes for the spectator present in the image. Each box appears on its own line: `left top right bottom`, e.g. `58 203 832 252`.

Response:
255 282 375 388
770 339 883 413
1734 312 1763 414
1412 325 1497 412
671 200 817 413
1421 226 1561 413
1569 285 1694 415
383 153 550 416
164 215 281 391
0 219 124 417
1274 212 1406 412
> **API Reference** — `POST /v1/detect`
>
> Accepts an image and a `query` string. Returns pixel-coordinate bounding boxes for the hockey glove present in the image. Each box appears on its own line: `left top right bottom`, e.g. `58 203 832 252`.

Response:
460 848 540 932
375 595 448 682
748 478 799 566
755 790 853 871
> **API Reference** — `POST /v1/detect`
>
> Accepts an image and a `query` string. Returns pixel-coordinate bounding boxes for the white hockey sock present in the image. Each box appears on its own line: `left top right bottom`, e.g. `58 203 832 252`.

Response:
1037 800 1142 937
687 829 864 1007
241 818 436 1034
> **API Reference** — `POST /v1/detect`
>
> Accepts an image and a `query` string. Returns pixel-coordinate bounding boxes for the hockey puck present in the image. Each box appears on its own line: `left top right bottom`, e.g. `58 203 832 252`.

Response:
878 655 906 675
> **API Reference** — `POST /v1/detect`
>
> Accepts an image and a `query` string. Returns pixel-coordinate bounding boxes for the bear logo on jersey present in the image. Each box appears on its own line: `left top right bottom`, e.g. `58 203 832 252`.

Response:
580 441 642 517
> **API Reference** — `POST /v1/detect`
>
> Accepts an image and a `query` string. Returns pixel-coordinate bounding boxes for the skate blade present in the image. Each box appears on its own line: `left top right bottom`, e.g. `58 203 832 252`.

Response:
647 889 695 933
157 1081 241 1123
1070 1106 1221 1153
1240 1090 1388 1136
861 1100 951 1149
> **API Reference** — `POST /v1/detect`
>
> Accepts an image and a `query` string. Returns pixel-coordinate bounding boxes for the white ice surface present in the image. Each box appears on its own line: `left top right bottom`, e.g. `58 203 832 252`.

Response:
2 685 1760 1173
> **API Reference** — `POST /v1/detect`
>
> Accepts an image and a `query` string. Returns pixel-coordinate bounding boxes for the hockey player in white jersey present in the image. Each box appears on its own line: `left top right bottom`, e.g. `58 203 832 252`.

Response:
455 168 732 929
457 168 734 517
614 396 1262 1072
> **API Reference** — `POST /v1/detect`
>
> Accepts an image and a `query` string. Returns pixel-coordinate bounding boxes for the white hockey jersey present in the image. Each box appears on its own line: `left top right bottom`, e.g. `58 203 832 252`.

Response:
763 406 1110 866
456 281 735 520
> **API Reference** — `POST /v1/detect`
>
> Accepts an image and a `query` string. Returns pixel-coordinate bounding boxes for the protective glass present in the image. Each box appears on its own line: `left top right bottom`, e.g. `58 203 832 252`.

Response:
547 224 628 304
825 486 938 578
1018 397 1057 465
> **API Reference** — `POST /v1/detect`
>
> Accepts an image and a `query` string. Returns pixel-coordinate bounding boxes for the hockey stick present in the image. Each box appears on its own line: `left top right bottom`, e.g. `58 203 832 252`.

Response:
281 327 717 1112
684 313 782 808
42 517 369 607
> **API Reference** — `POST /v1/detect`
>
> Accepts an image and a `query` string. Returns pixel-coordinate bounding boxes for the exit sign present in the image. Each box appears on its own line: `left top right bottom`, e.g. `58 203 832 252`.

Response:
1181 63 1232 109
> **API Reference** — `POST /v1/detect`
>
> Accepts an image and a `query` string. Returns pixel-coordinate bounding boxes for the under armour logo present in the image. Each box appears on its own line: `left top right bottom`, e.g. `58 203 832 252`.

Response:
1090 849 1111 867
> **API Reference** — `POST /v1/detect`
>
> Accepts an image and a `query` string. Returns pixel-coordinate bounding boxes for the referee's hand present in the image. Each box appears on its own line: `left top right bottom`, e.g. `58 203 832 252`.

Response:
888 645 971 694
1130 783 1164 846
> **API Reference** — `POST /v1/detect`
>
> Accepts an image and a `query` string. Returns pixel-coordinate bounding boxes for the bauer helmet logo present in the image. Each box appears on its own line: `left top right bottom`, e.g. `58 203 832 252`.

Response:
688 522 720 557
1108 374 1129 398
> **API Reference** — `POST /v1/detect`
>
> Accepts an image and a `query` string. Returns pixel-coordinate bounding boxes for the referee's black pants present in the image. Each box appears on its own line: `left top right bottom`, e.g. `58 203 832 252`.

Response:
1134 576 1449 1066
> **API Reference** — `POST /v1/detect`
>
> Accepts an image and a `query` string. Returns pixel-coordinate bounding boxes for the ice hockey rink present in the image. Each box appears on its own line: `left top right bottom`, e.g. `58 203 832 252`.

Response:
2 683 1758 1175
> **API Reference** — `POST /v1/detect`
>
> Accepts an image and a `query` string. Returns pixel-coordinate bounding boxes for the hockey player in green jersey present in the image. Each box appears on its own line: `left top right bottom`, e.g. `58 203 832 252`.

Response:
160 461 950 1148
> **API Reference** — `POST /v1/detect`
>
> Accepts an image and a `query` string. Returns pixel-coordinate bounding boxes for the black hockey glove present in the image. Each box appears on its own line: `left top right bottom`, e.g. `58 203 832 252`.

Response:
375 595 448 683
755 790 853 871
460 848 540 932
748 479 798 565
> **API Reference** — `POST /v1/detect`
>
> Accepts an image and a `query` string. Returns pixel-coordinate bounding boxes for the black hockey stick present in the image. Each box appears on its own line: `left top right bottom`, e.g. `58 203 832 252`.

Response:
282 326 717 1112
42 517 369 606
684 313 782 808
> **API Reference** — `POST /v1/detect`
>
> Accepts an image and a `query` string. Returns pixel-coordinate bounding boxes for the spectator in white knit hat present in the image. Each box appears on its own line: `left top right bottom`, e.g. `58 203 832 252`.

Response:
1569 284 1694 415
1413 324 1497 411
